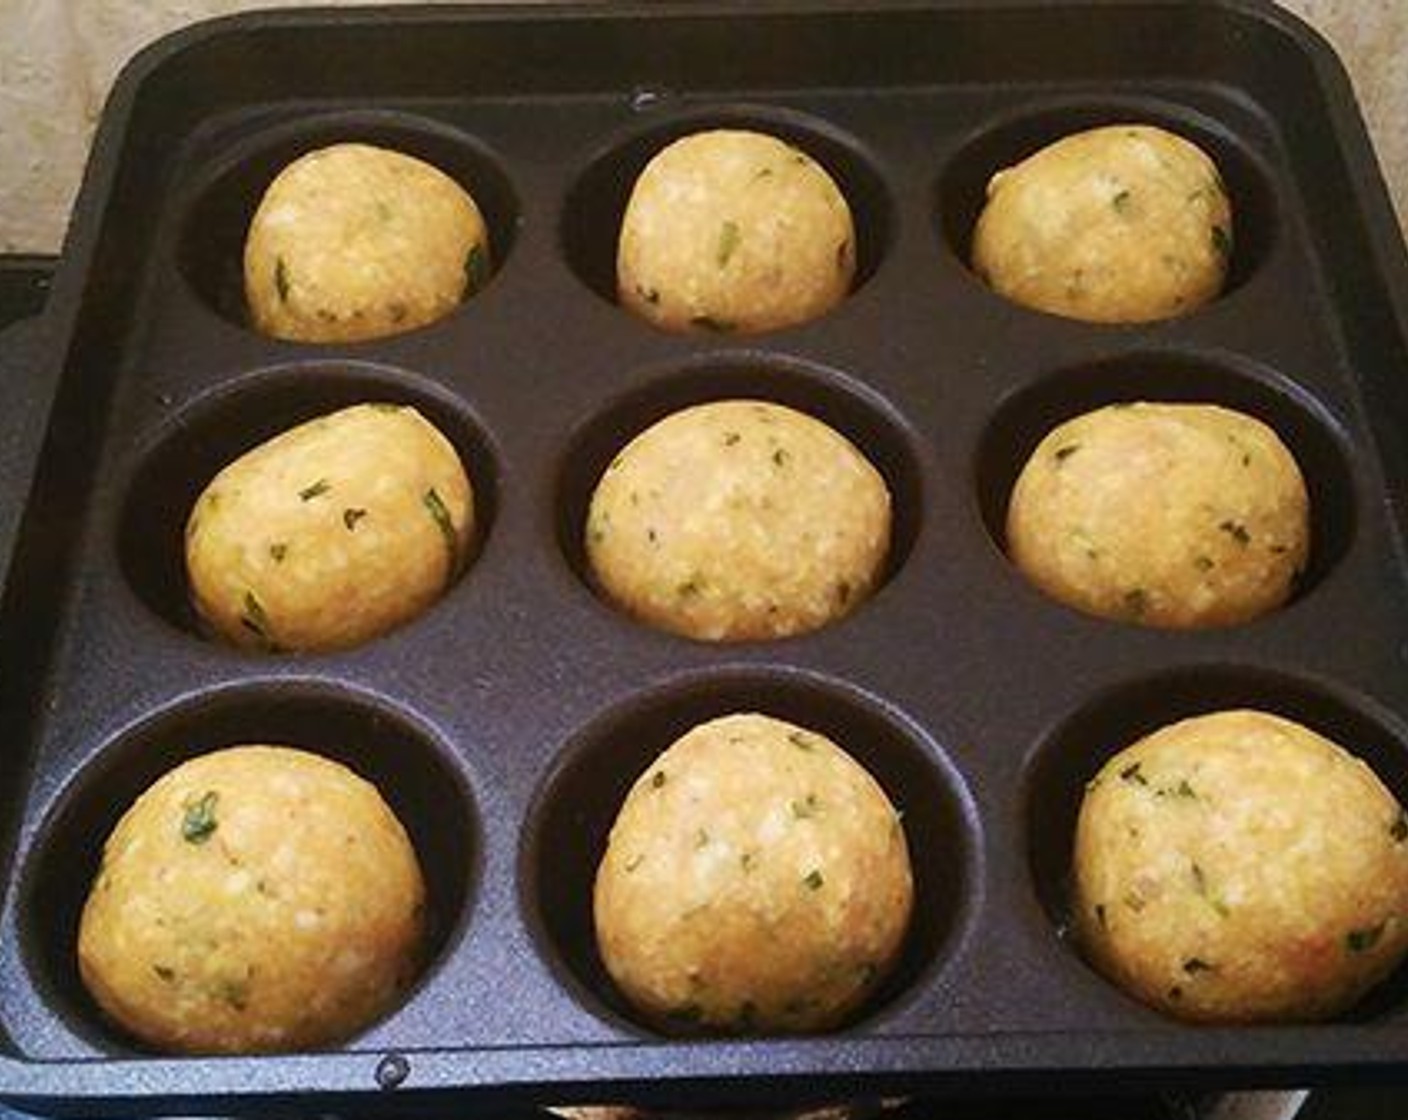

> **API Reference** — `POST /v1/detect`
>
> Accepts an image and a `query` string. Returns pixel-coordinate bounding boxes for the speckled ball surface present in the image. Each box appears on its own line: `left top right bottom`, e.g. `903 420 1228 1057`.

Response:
78 746 427 1053
972 124 1232 323
594 713 913 1033
1006 402 1308 628
617 129 855 334
244 143 490 342
186 403 474 653
585 399 891 641
1074 710 1408 1023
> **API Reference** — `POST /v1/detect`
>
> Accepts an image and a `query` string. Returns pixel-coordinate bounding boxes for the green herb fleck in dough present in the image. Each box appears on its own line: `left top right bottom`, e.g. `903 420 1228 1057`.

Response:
690 314 734 333
1391 810 1408 843
834 579 852 607
268 542 288 563
423 487 460 581
624 854 645 873
1219 519 1251 546
677 578 702 598
637 285 661 305
1191 861 1231 917
651 770 667 790
152 963 177 983
217 978 250 1012
740 851 758 873
717 220 741 268
1112 190 1132 215
803 869 825 891
1054 444 1081 463
299 479 330 501
388 301 408 324
240 590 277 648
1120 762 1147 786
694 828 710 849
274 257 290 303
1175 779 1197 799
181 790 219 845
772 447 789 467
1194 555 1215 572
1094 903 1108 929
754 167 774 182
464 242 490 295
791 793 821 820
1347 923 1386 953
724 431 741 446
1183 957 1215 974
788 731 814 752
342 508 367 531
1123 588 1148 618
1211 225 1232 259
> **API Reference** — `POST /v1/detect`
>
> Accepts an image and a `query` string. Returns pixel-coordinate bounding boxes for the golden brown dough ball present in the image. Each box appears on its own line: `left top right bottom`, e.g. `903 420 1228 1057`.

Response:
618 129 855 334
79 746 426 1053
1006 402 1308 628
594 713 913 1033
585 400 890 641
186 403 474 653
972 125 1232 322
1074 710 1408 1022
244 143 490 342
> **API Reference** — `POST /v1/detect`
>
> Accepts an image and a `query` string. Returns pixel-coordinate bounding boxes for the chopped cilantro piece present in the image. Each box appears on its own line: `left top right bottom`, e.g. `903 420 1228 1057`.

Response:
1219 519 1251 546
1211 225 1232 258
274 257 290 302
1347 923 1386 953
803 869 824 891
268 542 288 563
1120 762 1147 785
423 487 460 582
690 314 734 333
650 770 667 790
342 507 367 531
298 479 330 501
181 790 219 844
717 220 741 268
1054 444 1081 463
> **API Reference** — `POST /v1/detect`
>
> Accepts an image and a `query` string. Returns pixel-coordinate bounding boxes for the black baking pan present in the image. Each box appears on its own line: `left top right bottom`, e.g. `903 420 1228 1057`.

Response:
3 1 1408 1115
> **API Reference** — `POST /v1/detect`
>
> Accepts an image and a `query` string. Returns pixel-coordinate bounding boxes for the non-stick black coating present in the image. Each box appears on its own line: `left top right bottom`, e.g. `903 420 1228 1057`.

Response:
1 1 1408 1113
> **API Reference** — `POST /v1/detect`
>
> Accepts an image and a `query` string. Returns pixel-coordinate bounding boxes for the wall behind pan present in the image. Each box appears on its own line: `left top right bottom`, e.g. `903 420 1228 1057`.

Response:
0 0 1404 254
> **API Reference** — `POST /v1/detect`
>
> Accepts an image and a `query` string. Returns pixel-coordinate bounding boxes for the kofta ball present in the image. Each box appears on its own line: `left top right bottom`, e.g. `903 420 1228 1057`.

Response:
594 713 913 1033
585 400 890 641
972 124 1232 322
244 143 490 342
1005 402 1308 628
186 402 474 653
78 746 427 1053
618 129 856 334
1073 710 1408 1023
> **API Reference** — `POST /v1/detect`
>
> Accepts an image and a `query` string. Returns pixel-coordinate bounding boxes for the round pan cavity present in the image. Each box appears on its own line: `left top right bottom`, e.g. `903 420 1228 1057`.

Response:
175 110 519 333
117 360 499 644
19 682 478 1052
935 97 1280 308
974 351 1357 616
561 103 892 317
520 668 976 1036
1023 666 1408 1022
554 353 923 632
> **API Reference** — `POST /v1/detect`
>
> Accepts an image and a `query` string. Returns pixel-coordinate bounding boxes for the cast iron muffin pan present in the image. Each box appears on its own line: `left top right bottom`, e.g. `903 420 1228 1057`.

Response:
3 0 1408 1113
